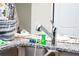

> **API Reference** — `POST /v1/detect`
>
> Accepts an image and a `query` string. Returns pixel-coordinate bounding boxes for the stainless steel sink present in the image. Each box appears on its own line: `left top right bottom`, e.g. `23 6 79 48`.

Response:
44 50 59 56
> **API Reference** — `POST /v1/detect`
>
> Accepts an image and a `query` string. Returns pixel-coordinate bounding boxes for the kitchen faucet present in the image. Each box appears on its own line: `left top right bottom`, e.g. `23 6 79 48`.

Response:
36 3 58 56
36 24 56 46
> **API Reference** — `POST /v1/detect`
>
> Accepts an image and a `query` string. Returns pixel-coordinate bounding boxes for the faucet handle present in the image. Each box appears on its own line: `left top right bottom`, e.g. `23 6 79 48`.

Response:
36 24 42 31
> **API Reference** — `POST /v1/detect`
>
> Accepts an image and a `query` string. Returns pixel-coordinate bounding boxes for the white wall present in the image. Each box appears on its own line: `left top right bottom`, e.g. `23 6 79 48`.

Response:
16 3 31 33
31 3 52 34
54 3 79 38
16 3 53 34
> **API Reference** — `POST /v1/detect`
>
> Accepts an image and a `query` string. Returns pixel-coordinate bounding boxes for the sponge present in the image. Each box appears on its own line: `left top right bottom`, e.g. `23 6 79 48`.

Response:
0 39 8 46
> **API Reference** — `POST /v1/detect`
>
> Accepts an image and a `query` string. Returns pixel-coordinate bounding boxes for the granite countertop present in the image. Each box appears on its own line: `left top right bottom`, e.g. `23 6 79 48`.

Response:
0 39 79 54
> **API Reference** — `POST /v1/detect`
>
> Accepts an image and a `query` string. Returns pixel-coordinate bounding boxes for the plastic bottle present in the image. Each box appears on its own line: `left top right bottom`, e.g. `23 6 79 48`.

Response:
41 33 46 46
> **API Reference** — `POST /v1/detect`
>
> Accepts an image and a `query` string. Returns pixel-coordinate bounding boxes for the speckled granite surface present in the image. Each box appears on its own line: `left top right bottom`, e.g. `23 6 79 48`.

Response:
0 39 79 54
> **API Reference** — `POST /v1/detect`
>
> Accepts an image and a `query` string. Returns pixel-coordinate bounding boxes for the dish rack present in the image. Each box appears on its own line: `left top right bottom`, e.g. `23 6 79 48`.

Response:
0 19 17 40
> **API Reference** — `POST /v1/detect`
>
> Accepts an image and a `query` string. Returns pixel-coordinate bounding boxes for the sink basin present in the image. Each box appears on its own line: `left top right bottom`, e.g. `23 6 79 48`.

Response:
44 50 59 56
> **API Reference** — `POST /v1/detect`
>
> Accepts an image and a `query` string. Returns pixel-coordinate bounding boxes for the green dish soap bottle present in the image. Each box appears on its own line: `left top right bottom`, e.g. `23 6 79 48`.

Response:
41 34 46 46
